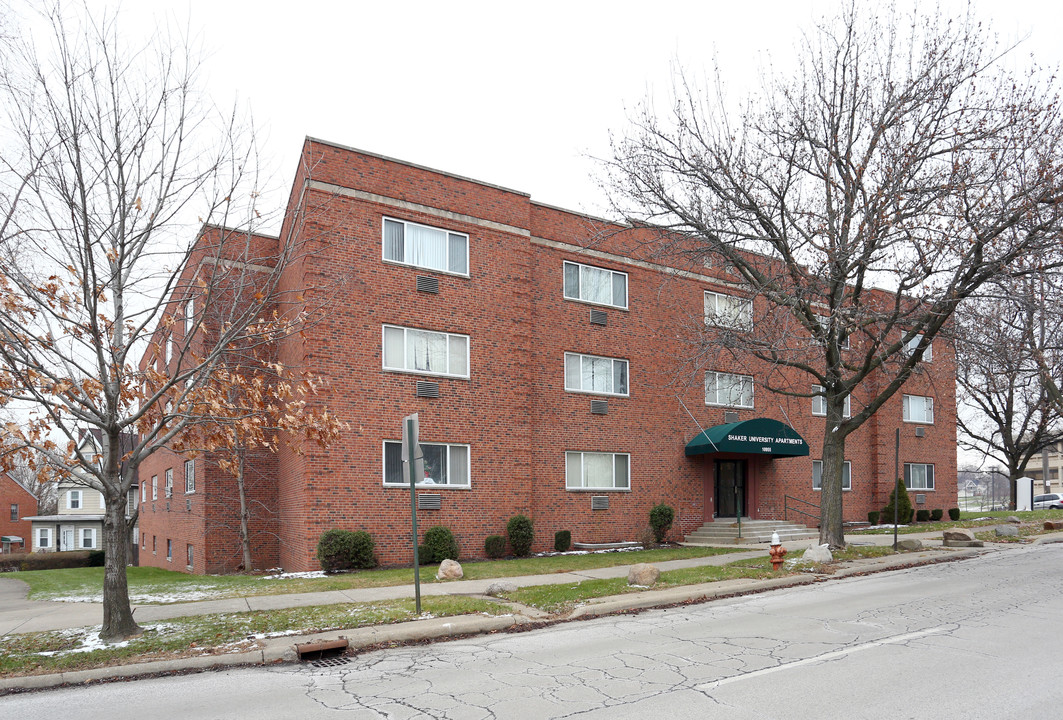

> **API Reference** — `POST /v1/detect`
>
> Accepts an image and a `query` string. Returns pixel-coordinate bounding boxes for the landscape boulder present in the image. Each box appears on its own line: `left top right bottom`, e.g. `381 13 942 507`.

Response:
994 525 1019 537
484 581 518 596
1006 516 1022 524
435 559 463 580
802 544 833 564
1044 520 1063 531
942 528 975 542
627 563 660 586
897 539 923 551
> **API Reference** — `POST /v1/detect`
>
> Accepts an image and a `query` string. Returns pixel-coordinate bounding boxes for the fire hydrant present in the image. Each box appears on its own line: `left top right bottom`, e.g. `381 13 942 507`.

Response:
768 531 787 571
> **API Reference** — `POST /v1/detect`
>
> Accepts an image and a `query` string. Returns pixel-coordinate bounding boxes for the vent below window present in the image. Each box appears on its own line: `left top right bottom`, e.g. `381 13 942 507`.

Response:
589 309 608 326
591 496 610 510
418 494 442 510
916 494 926 505
186 499 192 512
914 426 926 437
416 275 439 293
416 381 440 398
724 411 740 423
590 399 609 415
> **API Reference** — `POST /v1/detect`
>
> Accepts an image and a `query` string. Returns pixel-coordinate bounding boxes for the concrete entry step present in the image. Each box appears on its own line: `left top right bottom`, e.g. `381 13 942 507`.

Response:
684 519 818 544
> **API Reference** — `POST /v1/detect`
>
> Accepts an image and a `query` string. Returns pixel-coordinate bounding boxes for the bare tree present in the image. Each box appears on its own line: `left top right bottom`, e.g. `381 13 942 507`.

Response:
0 5 315 640
605 3 1063 546
952 268 1063 506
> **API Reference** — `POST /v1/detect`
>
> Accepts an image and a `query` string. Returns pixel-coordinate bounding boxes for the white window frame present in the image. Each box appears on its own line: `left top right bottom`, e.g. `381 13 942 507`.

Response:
67 489 82 510
37 527 52 549
166 539 172 562
141 481 146 503
904 462 935 490
563 261 629 310
184 299 194 337
564 352 629 397
811 385 851 418
185 460 195 494
905 334 933 362
705 371 754 408
382 324 470 378
187 544 194 569
165 334 173 365
705 291 752 330
565 451 631 491
151 475 158 501
80 527 96 549
382 441 471 488
382 217 470 277
902 394 934 424
164 468 173 499
812 460 852 491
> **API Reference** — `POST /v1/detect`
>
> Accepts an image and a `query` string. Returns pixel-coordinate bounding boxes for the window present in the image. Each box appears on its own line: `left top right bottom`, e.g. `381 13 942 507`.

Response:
80 528 96 549
152 535 157 554
185 460 195 494
812 460 852 491
9 504 17 522
905 334 933 362
166 539 172 562
564 353 629 396
705 291 752 330
811 385 851 417
383 441 471 487
141 481 146 503
37 528 51 549
903 394 934 424
126 489 136 515
184 298 194 336
565 451 630 490
563 261 628 309
187 544 194 568
165 334 173 365
383 217 469 275
67 490 82 510
815 315 850 349
705 371 754 408
151 475 158 501
164 468 173 498
904 463 935 490
382 325 469 378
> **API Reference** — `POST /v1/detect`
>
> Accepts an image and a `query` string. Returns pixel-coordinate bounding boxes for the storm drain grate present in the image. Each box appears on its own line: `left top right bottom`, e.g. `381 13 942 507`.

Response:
310 656 351 668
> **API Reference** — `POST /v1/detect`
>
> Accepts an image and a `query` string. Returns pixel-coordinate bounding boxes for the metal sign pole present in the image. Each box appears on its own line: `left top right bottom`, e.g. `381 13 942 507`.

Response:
893 427 900 551
405 415 422 614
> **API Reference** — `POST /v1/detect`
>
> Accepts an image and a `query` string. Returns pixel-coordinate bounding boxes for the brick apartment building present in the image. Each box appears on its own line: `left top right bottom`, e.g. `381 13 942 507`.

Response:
0 473 37 553
138 138 958 574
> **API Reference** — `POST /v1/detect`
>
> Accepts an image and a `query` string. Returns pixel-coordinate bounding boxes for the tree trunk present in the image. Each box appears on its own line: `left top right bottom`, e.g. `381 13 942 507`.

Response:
236 451 253 571
100 493 140 642
818 404 848 548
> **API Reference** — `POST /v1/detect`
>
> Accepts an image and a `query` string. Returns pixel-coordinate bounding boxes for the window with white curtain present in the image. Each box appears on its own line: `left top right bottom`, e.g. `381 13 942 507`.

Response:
382 325 469 378
904 463 935 490
564 353 628 396
705 291 752 330
383 441 470 487
812 385 851 417
383 218 469 275
565 452 630 490
563 261 628 309
812 460 852 490
705 372 754 408
904 334 933 362
902 394 934 424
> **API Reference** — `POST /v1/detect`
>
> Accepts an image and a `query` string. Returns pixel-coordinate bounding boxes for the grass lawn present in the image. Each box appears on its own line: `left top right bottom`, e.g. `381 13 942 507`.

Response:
15 546 746 604
849 509 1063 535
0 596 503 678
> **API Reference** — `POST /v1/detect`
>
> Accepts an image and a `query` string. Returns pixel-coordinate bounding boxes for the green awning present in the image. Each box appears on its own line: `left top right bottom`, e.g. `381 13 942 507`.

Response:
685 418 809 457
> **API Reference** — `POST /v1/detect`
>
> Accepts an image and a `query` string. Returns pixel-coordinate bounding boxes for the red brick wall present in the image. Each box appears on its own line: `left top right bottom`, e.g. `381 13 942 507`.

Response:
0 475 37 551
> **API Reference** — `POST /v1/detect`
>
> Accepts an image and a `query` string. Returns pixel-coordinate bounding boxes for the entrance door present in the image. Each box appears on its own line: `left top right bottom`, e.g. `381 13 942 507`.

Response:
60 526 75 552
715 460 747 519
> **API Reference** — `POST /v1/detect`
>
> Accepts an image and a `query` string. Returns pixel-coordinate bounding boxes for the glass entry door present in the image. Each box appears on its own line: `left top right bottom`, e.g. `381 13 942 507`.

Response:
715 460 747 519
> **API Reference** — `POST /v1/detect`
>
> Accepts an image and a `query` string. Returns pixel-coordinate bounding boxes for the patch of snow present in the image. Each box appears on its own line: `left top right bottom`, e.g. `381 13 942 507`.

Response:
259 570 327 581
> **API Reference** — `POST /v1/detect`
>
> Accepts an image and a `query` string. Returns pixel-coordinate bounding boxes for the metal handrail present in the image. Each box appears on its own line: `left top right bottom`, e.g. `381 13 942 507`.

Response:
784 495 820 524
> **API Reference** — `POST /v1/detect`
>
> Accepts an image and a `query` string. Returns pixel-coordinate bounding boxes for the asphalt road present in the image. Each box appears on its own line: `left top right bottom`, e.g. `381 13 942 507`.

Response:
4 544 1060 718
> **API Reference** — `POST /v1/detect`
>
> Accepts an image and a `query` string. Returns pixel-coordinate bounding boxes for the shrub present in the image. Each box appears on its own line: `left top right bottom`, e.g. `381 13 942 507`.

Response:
87 550 106 567
421 525 459 564
554 530 572 553
637 527 656 548
506 514 534 557
915 509 930 522
484 535 507 558
867 511 880 525
882 478 914 524
930 508 943 521
948 507 961 521
649 503 676 543
1 550 93 572
316 529 376 573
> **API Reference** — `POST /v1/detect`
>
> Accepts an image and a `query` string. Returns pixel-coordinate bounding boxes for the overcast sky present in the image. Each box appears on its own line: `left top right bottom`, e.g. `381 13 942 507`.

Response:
87 0 1063 220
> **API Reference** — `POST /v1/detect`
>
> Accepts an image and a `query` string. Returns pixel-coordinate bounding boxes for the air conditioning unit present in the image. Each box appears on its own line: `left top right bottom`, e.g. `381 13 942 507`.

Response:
915 427 926 437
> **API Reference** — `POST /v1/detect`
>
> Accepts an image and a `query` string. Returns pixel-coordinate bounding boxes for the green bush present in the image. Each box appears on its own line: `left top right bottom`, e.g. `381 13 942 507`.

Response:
507 514 534 557
554 530 572 553
649 503 676 543
948 507 961 521
316 529 377 573
421 525 459 564
915 509 930 522
867 511 880 525
0 550 93 572
882 478 914 524
484 535 507 558
87 550 106 567
930 508 943 521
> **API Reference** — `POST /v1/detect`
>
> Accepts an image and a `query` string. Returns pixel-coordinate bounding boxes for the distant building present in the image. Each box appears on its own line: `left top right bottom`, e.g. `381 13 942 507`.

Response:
0 473 37 553
139 138 959 574
1026 441 1063 493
